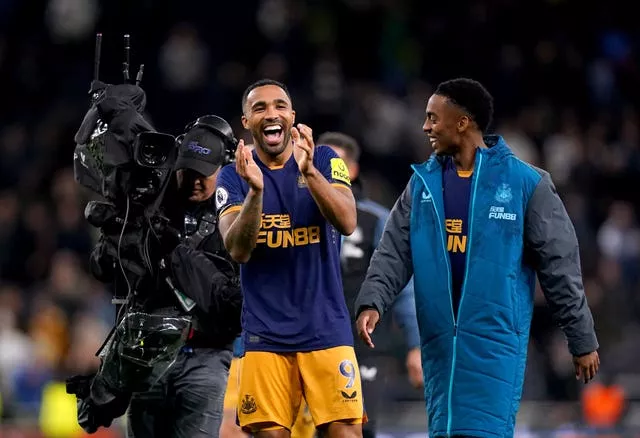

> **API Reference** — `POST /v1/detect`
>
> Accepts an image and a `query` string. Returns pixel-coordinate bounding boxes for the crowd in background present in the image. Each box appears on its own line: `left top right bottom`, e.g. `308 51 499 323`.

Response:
1 0 640 435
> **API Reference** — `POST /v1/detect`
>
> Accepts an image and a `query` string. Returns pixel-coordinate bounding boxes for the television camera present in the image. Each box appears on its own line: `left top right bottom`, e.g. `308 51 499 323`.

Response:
68 33 192 433
73 33 180 296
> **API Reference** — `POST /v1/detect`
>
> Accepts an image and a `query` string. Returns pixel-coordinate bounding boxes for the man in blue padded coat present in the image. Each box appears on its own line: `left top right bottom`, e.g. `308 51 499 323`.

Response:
354 78 600 438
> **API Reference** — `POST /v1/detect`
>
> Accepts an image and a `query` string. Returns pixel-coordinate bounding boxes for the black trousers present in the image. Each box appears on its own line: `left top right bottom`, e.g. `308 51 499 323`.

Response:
127 347 233 438
357 355 393 438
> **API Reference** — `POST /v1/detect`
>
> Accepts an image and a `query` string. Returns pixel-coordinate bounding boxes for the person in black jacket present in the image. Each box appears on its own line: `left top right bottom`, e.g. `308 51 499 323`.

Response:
126 115 242 438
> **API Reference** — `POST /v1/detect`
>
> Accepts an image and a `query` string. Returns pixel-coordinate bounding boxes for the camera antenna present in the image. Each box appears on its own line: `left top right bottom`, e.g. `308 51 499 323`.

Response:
94 33 102 81
135 64 145 86
122 34 130 83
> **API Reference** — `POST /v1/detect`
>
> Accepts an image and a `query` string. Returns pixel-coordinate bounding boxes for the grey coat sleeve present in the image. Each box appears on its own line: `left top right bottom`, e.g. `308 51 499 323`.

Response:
524 171 599 356
354 179 414 319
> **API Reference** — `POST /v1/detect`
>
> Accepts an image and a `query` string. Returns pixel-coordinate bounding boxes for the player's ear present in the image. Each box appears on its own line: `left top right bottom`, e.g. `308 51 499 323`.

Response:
241 114 249 130
291 110 296 126
350 161 360 181
457 115 470 133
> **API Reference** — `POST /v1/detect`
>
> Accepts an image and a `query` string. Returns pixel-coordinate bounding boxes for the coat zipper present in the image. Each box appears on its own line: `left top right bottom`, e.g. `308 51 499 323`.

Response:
446 153 483 436
421 153 484 437
418 179 456 435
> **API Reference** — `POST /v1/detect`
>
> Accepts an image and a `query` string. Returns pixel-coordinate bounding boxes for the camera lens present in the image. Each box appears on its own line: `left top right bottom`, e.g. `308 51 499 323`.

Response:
140 143 167 166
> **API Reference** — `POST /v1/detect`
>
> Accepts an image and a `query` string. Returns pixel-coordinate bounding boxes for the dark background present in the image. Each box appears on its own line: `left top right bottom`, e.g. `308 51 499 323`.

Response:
1 0 639 436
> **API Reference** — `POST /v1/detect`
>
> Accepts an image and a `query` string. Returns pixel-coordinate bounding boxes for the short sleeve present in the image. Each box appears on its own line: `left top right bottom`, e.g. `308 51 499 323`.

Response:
215 163 246 218
314 145 352 188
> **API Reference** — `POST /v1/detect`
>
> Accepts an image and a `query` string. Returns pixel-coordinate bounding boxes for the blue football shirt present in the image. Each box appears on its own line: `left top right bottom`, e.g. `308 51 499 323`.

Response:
442 157 472 318
215 145 354 352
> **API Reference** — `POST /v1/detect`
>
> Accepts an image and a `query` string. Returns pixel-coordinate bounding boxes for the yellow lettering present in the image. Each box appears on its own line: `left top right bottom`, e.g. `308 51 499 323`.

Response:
294 228 309 246
267 230 283 248
257 225 322 248
261 214 291 229
445 219 463 234
282 229 295 248
308 226 320 244
448 235 466 253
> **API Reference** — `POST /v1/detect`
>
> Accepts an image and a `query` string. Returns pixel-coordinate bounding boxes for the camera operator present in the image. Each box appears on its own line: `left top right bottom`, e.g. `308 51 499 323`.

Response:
67 58 242 435
123 115 242 438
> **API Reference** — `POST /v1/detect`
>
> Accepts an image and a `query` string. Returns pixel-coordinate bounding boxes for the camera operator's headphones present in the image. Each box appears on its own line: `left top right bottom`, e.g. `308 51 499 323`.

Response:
177 115 238 166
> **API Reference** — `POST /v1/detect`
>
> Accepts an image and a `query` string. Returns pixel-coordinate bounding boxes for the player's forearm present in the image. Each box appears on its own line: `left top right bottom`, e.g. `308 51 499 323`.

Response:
304 167 357 235
224 189 263 263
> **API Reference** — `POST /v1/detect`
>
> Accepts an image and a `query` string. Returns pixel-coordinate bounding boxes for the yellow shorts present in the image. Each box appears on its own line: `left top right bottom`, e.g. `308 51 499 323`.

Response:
226 358 315 437
291 400 315 438
237 346 366 433
223 357 241 410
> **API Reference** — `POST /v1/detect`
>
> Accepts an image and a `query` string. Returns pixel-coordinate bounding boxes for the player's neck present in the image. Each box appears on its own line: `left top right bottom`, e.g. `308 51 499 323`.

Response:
255 144 293 169
453 134 487 171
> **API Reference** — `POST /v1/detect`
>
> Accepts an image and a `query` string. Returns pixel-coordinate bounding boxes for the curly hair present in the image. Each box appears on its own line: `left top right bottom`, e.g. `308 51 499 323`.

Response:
435 78 494 133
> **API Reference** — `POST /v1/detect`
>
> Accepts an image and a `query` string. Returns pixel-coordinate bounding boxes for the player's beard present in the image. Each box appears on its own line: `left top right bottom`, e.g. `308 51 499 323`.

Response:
255 129 292 157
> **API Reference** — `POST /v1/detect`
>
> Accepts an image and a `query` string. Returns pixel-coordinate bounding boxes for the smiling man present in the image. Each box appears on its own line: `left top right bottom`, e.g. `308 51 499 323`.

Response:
215 79 364 438
354 78 600 438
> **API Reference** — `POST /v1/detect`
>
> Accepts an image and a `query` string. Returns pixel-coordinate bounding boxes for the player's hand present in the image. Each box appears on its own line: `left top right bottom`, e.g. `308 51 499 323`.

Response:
574 351 600 384
356 309 380 348
292 124 315 176
235 139 263 191
406 347 423 389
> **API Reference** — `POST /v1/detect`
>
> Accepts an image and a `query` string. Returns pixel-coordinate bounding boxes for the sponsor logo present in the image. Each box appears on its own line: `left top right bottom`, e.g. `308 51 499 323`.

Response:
489 205 517 221
340 390 358 400
187 141 211 155
330 158 351 185
257 214 321 248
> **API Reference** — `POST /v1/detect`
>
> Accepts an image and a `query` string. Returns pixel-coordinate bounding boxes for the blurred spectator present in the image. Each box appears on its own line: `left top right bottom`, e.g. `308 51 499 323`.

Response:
63 311 108 376
498 117 540 165
597 201 640 290
542 109 582 187
10 298 65 418
0 284 32 410
45 0 97 42
159 23 209 92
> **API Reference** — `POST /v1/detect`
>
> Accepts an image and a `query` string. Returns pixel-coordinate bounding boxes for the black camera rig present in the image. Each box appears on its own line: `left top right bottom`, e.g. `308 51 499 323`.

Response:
73 33 182 303
68 34 193 434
